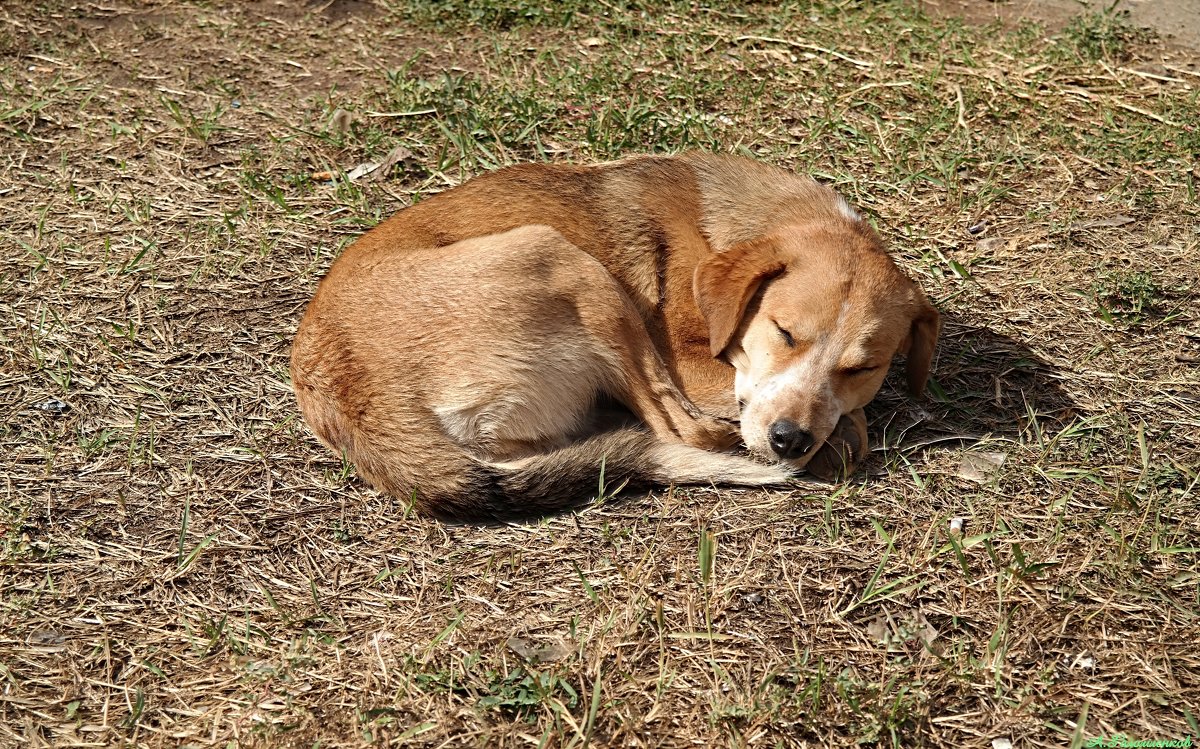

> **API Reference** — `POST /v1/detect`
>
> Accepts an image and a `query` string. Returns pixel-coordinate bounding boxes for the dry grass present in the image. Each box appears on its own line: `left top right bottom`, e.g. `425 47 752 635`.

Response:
2 1 1198 747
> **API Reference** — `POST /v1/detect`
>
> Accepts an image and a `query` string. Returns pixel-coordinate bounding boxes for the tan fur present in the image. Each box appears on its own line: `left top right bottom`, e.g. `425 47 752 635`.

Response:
290 153 939 519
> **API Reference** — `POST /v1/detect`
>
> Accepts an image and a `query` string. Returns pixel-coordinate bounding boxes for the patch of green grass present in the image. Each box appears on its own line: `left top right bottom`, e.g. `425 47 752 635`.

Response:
478 665 580 719
400 0 760 31
402 0 590 30
713 658 929 746
1093 268 1162 323
1059 5 1151 62
408 652 477 696
159 95 229 145
369 56 731 175
406 653 582 724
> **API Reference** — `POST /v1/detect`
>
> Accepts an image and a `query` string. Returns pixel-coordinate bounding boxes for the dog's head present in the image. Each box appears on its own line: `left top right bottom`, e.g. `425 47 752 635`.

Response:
694 221 939 470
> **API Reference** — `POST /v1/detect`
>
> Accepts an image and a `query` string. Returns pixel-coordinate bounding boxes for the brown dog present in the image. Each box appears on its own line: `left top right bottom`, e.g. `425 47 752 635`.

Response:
291 153 939 519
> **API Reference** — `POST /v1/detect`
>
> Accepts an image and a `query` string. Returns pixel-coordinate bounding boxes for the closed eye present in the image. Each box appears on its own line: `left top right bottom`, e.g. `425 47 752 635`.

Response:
842 365 880 376
774 321 795 348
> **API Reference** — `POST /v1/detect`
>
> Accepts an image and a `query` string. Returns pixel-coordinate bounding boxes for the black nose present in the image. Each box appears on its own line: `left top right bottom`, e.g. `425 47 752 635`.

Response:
768 420 815 459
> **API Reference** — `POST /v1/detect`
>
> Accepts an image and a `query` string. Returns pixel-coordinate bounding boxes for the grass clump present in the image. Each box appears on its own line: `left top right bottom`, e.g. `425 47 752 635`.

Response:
401 0 592 29
1060 4 1152 61
1093 268 1162 323
477 666 580 719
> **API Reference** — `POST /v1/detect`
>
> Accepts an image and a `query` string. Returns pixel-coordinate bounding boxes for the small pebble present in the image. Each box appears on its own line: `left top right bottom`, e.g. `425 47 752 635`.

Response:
967 220 988 235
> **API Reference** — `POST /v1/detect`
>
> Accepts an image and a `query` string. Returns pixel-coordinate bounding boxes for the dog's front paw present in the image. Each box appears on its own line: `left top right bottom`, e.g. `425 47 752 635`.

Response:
805 409 868 482
682 415 742 452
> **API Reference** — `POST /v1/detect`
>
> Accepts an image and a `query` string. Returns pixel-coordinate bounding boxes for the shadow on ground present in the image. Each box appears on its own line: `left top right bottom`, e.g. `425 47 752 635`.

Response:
867 311 1079 468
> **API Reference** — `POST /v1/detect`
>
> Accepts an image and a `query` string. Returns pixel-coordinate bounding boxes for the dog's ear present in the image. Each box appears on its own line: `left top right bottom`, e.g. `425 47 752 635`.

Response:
900 295 940 397
693 238 786 357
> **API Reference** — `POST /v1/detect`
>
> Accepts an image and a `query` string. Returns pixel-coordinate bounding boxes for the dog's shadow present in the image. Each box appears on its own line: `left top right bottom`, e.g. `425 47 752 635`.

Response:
865 311 1079 469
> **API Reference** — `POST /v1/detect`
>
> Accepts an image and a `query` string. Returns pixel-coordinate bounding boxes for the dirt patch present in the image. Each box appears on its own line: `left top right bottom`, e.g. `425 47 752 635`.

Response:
928 0 1200 51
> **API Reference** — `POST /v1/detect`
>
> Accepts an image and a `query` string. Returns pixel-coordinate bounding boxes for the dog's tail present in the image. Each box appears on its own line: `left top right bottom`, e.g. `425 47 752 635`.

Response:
344 426 791 522
476 429 792 520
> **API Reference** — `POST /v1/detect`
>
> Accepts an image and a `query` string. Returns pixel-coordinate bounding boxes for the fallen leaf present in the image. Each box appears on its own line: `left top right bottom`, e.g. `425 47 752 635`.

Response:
865 615 889 643
1070 214 1135 230
976 236 1008 253
506 636 570 664
30 629 65 645
1068 653 1096 670
345 159 382 181
341 145 415 183
958 451 1007 482
38 399 70 414
328 107 354 134
865 609 938 652
29 629 66 650
366 145 414 182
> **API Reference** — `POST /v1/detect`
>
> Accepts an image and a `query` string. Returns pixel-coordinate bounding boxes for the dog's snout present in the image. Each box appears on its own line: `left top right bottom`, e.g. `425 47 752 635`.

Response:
768 420 814 459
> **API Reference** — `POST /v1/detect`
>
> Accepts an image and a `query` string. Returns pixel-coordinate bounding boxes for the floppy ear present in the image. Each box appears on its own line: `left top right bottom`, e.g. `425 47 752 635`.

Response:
900 296 940 397
693 239 786 357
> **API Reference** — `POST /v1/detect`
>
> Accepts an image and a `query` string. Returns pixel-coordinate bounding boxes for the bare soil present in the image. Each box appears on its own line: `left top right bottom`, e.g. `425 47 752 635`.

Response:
929 0 1200 50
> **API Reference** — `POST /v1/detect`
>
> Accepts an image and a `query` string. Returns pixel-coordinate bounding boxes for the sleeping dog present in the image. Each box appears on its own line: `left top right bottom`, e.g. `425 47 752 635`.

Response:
291 153 939 519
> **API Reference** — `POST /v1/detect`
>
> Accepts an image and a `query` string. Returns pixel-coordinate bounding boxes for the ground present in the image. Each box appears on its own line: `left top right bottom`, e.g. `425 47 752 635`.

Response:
1 1 1198 747
930 0 1200 51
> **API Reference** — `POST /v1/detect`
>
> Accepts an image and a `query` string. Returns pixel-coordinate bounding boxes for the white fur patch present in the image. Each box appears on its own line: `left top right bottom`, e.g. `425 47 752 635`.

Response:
649 443 794 485
737 339 847 465
734 368 754 405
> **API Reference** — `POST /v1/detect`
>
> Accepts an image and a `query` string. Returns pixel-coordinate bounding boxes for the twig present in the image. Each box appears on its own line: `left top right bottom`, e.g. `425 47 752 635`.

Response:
733 35 873 68
1119 67 1184 84
1110 100 1177 127
364 109 437 118
952 83 969 136
1162 64 1200 80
